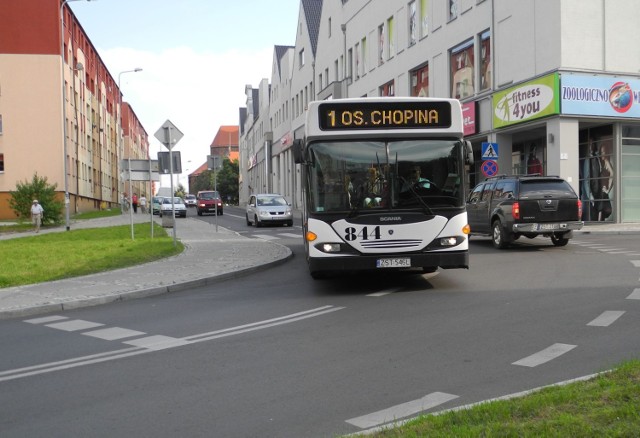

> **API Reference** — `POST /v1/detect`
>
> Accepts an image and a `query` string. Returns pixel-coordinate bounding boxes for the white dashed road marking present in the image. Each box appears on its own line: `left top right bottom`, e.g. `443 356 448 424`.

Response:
367 288 402 297
24 315 68 324
279 233 302 238
253 234 279 241
346 392 459 429
587 311 625 327
83 327 147 340
6 307 344 382
512 343 577 367
123 335 191 351
627 289 640 300
631 260 640 268
45 320 104 332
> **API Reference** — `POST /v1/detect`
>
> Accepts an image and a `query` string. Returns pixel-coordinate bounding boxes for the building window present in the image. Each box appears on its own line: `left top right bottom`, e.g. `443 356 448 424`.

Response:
299 49 305 68
0 153 4 172
378 24 385 66
449 0 458 20
361 37 367 74
480 30 492 90
450 39 474 99
355 42 360 79
380 80 394 96
420 0 429 36
387 16 395 59
409 1 417 46
410 64 429 97
328 17 332 37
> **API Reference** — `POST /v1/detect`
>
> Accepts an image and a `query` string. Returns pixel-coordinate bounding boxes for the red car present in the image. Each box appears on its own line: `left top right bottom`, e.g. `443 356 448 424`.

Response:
196 190 223 216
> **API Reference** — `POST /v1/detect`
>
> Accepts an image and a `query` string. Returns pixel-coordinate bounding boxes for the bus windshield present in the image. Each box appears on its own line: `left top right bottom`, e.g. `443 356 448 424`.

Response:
307 139 464 214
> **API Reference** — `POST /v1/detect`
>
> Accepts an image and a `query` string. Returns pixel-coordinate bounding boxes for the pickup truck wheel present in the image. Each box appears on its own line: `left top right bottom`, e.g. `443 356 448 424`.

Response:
551 234 569 246
492 220 509 249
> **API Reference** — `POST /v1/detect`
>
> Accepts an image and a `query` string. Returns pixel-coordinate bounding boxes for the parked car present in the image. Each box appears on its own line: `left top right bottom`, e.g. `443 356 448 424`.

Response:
159 196 187 218
184 194 197 207
152 196 164 215
467 174 583 248
196 190 223 215
246 194 293 227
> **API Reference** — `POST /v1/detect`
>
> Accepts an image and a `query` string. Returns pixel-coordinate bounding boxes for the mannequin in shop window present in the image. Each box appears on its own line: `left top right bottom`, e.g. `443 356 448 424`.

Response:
527 144 543 175
596 142 614 221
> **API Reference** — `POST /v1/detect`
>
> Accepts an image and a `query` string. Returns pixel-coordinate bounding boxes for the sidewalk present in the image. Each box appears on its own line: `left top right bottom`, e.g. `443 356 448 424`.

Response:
0 214 639 320
0 213 292 320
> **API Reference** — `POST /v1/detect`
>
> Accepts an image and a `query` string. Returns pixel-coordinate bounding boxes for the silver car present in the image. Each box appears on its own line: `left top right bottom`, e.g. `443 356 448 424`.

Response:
159 197 187 218
246 194 293 227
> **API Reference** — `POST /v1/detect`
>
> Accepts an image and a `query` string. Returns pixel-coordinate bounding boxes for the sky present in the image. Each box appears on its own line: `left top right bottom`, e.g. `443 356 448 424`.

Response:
70 0 300 188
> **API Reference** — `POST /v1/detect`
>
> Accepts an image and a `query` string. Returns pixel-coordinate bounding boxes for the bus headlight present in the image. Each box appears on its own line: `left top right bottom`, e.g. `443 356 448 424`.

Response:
440 237 459 247
321 243 341 253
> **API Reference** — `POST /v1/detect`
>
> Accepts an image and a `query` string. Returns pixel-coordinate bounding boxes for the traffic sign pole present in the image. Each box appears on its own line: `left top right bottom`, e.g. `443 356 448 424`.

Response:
154 120 184 248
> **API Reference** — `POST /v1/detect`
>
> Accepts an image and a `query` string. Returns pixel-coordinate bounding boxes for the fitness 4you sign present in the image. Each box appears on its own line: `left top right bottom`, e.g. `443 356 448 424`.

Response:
492 73 559 129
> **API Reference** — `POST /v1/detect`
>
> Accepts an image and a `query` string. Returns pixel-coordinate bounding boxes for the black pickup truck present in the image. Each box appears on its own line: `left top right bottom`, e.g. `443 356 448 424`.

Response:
467 175 584 249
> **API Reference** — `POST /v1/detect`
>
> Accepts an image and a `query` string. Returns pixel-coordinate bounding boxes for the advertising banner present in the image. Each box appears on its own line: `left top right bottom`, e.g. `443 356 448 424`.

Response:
492 73 559 129
561 73 640 118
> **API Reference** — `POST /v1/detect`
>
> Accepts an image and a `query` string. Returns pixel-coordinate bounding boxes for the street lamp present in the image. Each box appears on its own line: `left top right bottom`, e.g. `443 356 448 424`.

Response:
117 68 143 239
60 0 92 231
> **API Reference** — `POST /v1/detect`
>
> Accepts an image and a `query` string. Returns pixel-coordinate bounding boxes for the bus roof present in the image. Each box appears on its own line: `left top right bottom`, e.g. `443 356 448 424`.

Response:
304 97 464 142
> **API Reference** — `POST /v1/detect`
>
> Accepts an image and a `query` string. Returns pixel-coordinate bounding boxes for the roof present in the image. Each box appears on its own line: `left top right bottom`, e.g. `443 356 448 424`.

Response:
274 45 294 80
302 0 323 56
189 162 209 177
210 125 239 148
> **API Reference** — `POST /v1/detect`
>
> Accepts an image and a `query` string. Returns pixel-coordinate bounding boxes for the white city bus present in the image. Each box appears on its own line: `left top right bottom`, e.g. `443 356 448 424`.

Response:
293 97 474 279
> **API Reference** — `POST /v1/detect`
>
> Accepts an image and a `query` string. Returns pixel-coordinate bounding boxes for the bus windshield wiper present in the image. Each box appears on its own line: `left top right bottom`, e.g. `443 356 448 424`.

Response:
398 176 434 215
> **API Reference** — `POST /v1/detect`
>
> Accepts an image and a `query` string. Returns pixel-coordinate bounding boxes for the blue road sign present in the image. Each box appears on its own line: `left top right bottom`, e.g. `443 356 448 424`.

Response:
481 142 499 160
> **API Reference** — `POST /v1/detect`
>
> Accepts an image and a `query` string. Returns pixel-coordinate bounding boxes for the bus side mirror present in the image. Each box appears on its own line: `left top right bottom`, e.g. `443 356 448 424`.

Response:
465 141 474 166
292 139 305 164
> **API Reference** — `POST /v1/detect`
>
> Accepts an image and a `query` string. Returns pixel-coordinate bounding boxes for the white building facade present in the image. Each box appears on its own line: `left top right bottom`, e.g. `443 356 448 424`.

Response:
239 0 640 223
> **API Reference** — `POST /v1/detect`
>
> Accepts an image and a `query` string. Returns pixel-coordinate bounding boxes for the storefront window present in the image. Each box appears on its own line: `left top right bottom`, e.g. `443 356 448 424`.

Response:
621 125 640 222
512 140 546 176
579 126 614 222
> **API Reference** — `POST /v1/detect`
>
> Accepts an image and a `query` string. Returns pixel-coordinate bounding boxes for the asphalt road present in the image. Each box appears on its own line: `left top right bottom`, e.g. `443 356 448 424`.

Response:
1 207 639 437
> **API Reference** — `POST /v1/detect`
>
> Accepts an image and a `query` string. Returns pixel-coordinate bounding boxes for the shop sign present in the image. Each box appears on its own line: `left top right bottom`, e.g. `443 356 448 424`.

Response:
561 73 640 118
492 73 559 129
462 102 477 136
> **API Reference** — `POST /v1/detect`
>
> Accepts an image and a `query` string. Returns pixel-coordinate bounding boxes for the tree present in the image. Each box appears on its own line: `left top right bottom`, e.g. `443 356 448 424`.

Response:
9 173 64 224
216 158 239 204
175 183 186 198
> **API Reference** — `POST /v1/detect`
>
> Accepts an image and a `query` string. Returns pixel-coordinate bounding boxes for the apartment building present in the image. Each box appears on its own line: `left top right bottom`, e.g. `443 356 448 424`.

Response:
0 1 149 220
240 0 640 223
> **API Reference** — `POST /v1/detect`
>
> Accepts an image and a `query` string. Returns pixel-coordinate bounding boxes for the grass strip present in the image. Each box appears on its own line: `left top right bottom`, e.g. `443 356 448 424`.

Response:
0 223 182 288
364 360 640 437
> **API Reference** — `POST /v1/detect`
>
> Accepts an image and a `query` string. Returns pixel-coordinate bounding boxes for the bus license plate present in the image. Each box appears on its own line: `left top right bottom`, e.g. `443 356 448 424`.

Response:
376 258 411 268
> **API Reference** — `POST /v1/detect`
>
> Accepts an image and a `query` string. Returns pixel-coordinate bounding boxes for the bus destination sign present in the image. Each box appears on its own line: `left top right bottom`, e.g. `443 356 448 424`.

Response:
318 101 452 130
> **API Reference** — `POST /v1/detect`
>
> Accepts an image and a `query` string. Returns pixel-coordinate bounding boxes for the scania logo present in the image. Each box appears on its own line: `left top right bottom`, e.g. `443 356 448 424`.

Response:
380 216 402 222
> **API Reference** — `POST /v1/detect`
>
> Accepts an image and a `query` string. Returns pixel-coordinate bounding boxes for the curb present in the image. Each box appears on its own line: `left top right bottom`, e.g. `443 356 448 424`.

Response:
0 248 293 321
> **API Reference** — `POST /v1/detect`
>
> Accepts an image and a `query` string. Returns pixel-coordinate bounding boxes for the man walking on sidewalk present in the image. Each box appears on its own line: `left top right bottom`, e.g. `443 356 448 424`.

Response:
30 200 44 233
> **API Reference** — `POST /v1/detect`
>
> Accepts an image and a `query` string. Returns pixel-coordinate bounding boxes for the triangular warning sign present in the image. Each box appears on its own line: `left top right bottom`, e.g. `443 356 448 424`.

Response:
482 144 498 159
